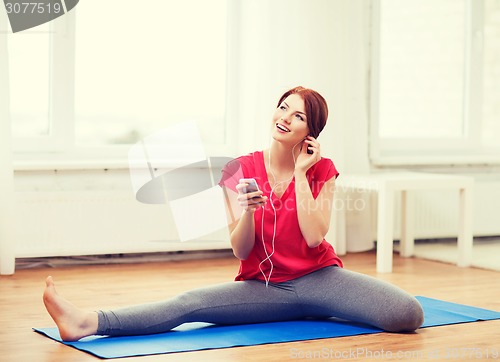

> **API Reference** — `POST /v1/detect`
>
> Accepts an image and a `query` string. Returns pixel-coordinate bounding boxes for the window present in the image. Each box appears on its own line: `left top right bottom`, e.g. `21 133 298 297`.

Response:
482 0 500 149
370 0 500 165
73 0 227 148
8 0 228 165
8 23 51 148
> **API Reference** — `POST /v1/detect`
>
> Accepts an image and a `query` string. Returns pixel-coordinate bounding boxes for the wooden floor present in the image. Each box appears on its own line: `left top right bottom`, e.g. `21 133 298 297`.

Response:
1 251 499 362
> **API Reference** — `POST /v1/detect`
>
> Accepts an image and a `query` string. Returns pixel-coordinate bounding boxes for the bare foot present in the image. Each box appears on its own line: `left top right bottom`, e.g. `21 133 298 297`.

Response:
42 276 98 341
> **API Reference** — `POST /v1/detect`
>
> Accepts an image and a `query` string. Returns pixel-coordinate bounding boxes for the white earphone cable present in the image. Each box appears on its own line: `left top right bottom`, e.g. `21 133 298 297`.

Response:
259 139 302 286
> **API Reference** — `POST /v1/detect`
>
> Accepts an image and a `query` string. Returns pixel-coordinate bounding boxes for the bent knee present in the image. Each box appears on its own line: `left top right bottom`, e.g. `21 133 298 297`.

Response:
382 298 424 333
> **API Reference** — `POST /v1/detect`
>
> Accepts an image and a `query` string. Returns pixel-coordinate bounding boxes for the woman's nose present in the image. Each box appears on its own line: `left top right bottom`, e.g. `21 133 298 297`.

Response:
281 113 291 123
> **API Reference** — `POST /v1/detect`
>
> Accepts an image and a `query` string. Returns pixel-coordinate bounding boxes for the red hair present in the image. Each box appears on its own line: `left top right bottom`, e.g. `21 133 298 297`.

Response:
277 86 329 138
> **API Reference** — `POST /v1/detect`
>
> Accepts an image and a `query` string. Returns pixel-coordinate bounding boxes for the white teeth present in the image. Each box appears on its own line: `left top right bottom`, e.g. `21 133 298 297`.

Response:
276 123 290 132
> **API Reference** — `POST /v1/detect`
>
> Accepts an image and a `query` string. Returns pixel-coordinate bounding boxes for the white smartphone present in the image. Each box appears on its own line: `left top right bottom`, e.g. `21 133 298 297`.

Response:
239 178 260 194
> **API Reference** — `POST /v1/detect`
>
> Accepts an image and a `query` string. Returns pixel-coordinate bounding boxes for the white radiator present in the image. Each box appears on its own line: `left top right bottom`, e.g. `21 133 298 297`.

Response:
345 178 500 251
13 190 230 258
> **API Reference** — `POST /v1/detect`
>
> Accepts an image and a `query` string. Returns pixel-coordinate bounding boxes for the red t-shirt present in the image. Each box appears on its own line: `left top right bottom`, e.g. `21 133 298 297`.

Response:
219 151 343 283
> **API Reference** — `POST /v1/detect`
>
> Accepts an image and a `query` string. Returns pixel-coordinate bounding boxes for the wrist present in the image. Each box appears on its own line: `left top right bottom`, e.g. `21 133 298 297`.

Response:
294 169 307 178
241 208 256 217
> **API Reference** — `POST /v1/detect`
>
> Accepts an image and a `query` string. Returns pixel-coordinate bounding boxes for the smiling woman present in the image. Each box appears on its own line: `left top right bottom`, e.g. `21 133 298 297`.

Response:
41 86 424 343
275 86 328 139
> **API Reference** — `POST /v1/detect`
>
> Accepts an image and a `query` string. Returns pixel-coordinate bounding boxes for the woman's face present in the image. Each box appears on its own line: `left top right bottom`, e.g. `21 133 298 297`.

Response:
271 93 310 145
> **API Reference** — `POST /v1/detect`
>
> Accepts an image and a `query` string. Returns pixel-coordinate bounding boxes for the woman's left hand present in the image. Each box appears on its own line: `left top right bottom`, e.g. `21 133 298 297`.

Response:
295 136 321 174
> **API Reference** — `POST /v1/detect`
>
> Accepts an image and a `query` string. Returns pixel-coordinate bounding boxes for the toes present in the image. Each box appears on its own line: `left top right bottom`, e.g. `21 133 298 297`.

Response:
45 276 54 286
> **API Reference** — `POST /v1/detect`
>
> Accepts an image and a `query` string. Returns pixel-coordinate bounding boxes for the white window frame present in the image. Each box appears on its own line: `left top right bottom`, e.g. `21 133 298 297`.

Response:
369 0 500 166
8 1 236 171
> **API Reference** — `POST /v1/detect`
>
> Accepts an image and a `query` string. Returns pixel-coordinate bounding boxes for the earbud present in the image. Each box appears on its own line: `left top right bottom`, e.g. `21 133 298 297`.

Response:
305 135 314 154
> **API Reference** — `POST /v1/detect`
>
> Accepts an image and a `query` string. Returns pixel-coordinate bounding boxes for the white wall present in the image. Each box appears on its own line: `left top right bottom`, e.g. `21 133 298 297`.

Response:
0 9 15 274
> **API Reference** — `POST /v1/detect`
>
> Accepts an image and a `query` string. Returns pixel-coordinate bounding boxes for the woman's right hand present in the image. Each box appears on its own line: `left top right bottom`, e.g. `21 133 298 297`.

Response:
227 181 265 260
235 181 267 212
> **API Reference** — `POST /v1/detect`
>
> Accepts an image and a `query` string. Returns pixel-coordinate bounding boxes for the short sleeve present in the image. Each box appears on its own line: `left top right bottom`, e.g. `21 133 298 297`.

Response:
218 158 245 192
325 158 339 181
308 158 339 198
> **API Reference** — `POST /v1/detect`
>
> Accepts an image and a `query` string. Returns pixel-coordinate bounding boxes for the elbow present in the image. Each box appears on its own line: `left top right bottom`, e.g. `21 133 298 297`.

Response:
231 244 252 260
306 239 324 248
233 249 249 261
301 218 329 248
305 228 328 248
306 228 329 248
305 234 325 248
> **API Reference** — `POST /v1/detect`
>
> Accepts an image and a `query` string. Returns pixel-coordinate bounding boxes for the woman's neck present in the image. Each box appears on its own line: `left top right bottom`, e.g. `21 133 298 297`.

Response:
266 141 299 176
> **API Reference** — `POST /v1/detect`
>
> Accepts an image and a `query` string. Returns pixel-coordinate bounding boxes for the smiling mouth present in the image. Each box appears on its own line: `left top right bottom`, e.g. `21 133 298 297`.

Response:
276 123 290 132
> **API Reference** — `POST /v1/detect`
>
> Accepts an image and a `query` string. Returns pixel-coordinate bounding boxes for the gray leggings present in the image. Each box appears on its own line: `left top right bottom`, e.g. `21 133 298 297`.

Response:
97 266 424 336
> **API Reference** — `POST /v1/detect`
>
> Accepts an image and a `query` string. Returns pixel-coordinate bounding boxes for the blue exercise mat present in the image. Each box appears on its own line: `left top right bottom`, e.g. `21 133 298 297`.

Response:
34 296 500 359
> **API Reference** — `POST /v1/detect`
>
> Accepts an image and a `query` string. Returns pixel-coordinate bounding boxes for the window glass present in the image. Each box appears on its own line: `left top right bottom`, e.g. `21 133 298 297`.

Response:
8 24 51 138
378 0 466 139
482 0 500 148
73 0 227 146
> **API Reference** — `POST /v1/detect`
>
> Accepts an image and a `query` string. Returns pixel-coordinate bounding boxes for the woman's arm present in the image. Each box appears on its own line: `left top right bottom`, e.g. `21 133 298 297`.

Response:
294 136 336 248
294 173 335 248
221 183 267 260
